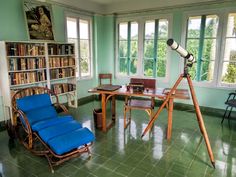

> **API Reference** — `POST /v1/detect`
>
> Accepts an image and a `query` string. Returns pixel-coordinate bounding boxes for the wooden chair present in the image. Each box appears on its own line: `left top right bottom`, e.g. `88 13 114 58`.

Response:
12 87 95 173
99 73 112 86
124 78 156 129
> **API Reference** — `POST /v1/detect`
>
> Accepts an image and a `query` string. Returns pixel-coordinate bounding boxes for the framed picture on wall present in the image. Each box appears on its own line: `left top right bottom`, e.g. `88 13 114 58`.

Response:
23 1 54 40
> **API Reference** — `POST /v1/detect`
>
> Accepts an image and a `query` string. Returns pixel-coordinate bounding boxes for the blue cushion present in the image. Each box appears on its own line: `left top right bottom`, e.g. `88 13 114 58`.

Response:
38 120 82 143
32 115 74 132
48 127 95 155
25 106 57 125
16 94 52 112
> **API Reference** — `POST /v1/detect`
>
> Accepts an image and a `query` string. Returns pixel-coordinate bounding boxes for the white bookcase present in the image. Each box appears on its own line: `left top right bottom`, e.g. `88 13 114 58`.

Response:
0 41 78 123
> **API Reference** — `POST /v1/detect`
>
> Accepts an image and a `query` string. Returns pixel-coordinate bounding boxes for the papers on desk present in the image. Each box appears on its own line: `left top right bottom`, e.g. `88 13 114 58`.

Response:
96 85 122 91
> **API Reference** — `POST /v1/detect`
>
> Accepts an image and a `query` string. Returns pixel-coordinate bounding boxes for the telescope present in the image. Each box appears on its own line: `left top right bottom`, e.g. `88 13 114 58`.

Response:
167 38 195 64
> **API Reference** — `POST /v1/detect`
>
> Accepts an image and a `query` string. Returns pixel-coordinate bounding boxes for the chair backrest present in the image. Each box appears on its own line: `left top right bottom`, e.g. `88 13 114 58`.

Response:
130 78 156 89
99 73 112 86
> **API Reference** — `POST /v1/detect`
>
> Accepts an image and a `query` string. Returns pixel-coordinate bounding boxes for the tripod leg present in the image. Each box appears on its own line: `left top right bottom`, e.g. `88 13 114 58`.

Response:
141 74 184 138
186 75 215 168
167 97 174 140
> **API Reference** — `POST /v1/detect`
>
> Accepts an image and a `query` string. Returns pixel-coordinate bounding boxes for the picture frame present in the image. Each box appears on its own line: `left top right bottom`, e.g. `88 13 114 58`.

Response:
23 1 54 41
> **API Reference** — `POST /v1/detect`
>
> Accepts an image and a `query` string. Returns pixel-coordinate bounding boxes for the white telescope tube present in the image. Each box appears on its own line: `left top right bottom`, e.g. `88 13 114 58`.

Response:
167 39 195 63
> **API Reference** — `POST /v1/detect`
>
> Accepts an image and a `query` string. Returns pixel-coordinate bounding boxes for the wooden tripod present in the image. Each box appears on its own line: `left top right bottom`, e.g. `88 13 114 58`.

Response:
141 72 215 168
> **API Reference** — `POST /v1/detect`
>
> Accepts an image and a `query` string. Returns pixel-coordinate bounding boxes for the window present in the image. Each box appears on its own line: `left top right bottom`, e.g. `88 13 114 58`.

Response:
66 16 92 78
117 17 170 79
221 13 236 85
185 15 219 82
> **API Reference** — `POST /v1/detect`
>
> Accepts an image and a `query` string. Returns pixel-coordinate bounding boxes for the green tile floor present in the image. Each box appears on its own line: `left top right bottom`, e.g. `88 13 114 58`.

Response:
0 100 236 177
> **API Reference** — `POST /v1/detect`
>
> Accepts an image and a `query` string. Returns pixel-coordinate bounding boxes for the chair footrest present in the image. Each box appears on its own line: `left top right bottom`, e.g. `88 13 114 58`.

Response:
48 127 95 155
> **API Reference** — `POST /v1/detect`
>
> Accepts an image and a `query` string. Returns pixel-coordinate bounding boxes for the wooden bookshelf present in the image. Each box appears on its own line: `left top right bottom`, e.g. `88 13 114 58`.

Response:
0 41 78 124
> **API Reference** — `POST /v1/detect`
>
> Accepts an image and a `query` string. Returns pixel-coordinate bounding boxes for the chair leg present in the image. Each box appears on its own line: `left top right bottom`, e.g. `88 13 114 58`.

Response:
227 107 233 123
222 106 229 124
124 106 127 129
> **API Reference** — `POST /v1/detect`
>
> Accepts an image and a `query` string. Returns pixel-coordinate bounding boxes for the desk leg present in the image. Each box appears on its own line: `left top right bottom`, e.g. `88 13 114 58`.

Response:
112 95 116 121
101 93 107 132
167 97 174 140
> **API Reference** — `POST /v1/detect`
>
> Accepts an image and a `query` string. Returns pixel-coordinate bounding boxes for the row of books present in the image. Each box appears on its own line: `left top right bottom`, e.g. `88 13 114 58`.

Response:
7 43 45 56
49 57 75 68
51 83 76 94
9 71 47 85
50 68 75 80
8 58 46 71
48 44 74 55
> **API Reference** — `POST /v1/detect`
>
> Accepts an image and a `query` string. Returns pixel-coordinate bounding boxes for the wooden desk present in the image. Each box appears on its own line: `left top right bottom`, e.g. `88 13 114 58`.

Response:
88 85 190 139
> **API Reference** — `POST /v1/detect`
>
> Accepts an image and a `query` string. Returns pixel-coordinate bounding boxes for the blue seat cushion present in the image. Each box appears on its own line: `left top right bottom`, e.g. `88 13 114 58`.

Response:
32 115 74 132
24 106 57 126
16 94 52 112
48 127 95 155
38 120 82 143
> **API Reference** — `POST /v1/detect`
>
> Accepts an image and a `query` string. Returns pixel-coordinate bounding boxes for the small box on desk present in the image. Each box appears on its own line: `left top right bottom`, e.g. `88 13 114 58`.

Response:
129 82 144 93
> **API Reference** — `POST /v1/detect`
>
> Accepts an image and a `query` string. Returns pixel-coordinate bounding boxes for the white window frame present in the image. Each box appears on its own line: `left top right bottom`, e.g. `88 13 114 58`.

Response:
65 12 93 80
115 14 172 83
182 9 236 89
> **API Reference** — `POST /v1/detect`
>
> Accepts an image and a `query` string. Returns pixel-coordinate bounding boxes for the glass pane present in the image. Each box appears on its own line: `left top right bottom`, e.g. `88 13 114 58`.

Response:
200 60 214 81
157 58 166 77
119 41 128 57
67 17 77 38
157 40 167 77
80 57 90 77
79 19 89 39
205 15 218 38
130 58 137 75
158 19 168 39
221 61 236 84
131 40 138 57
145 21 155 39
131 22 138 40
187 16 201 38
144 40 154 58
119 58 128 74
144 59 154 77
226 13 236 37
223 38 236 61
186 39 199 60
202 39 216 62
80 39 90 58
119 23 128 40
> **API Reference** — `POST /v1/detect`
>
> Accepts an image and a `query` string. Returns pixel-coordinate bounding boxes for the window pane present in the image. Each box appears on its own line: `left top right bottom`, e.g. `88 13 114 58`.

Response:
205 15 218 38
145 21 155 39
223 38 236 61
119 41 128 57
200 60 214 81
144 40 154 58
157 58 166 77
226 13 236 37
119 58 128 74
80 39 90 58
158 19 168 39
202 39 216 62
144 59 154 77
221 61 236 84
131 22 138 40
156 40 167 77
79 20 89 39
130 58 137 75
119 23 128 40
187 16 201 38
80 57 90 77
131 40 138 57
67 17 77 38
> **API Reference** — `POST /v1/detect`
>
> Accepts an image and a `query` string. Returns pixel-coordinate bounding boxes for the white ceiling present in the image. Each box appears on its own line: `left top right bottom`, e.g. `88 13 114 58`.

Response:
51 0 227 14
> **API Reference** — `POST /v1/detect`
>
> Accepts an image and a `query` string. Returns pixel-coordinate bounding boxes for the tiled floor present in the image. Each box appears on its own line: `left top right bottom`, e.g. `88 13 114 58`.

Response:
0 100 236 177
